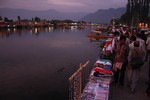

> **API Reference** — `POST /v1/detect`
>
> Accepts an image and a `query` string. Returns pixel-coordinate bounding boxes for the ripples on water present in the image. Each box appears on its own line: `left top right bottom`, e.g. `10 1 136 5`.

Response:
0 27 99 100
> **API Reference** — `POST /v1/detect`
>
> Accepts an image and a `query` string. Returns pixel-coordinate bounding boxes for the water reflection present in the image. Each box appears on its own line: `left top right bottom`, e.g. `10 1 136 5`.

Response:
0 26 98 100
0 26 86 38
29 27 55 34
0 27 55 38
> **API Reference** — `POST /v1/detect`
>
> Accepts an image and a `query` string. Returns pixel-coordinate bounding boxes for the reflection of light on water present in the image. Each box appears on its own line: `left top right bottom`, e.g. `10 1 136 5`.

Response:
45 28 48 32
62 29 65 32
29 29 32 34
48 27 54 32
35 28 38 34
0 27 97 100
13 28 16 32
71 26 77 32
7 28 10 32
29 28 38 34
28 27 54 34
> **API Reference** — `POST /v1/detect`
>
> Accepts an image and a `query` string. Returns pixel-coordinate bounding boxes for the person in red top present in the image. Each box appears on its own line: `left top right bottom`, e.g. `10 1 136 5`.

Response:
113 35 129 87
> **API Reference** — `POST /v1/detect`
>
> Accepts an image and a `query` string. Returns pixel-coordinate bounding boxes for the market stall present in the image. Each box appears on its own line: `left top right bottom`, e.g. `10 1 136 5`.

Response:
81 37 114 100
81 59 113 100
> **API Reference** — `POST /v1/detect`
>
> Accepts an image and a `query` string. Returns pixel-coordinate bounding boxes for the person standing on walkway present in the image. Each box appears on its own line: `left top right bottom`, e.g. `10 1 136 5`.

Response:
113 35 129 87
112 31 120 54
136 33 146 60
127 40 145 93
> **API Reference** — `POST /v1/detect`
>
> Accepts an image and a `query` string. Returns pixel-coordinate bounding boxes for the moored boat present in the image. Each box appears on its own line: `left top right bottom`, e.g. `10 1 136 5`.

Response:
87 33 113 39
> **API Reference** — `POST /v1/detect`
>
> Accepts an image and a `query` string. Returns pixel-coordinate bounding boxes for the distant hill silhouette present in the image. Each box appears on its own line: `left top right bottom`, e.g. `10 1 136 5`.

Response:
0 8 88 21
0 8 128 23
81 8 126 24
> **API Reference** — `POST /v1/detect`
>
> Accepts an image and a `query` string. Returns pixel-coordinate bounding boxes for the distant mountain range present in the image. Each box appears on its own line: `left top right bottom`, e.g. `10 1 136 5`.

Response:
0 8 126 24
0 8 88 21
81 8 126 24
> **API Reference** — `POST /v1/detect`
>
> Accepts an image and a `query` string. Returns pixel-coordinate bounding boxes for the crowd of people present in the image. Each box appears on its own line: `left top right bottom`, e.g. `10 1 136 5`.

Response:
106 26 150 96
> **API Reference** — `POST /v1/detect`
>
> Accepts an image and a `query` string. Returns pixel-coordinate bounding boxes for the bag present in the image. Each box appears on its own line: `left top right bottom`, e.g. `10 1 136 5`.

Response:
130 48 144 70
113 62 123 70
113 53 123 71
130 57 144 70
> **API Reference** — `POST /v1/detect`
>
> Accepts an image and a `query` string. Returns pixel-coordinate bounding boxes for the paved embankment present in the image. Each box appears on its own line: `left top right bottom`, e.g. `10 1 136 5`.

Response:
109 61 150 100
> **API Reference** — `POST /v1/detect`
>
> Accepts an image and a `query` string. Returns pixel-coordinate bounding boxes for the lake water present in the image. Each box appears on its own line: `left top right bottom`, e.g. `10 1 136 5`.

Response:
0 27 99 100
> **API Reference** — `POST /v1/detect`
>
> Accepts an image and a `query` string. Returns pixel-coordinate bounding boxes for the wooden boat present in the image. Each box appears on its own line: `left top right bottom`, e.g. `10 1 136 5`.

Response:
87 33 113 39
91 30 102 34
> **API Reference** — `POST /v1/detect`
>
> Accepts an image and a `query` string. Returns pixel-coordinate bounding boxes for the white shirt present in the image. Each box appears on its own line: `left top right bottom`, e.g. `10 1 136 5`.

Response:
136 38 146 54
111 36 120 51
128 41 145 61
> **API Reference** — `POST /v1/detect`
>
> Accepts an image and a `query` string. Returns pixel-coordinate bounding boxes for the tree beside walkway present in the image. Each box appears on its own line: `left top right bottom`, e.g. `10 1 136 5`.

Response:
120 0 150 26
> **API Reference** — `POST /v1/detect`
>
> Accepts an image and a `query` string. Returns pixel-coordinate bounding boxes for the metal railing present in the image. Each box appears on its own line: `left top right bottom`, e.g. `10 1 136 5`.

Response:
69 61 90 100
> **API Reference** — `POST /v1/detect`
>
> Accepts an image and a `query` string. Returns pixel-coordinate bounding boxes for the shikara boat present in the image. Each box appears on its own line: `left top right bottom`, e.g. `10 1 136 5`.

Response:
87 28 114 39
87 33 113 39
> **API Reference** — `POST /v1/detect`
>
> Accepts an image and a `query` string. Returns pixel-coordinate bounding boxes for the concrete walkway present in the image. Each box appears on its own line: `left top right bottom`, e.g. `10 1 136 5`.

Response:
109 61 150 100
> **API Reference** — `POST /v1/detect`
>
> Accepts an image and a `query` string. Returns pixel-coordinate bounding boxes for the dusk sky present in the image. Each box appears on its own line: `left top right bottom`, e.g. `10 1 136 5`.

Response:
0 0 127 12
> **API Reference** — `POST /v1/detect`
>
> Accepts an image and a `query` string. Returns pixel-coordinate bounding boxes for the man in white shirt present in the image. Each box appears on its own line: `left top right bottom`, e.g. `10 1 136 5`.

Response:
111 31 120 53
136 33 146 60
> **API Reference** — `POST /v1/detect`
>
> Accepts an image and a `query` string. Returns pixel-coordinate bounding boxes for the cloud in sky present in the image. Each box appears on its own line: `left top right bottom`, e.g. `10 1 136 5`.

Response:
48 0 86 7
0 0 127 12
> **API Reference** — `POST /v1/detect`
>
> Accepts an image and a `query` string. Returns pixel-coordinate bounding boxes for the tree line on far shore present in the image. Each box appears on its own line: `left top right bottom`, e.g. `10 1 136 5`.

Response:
1 0 150 27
